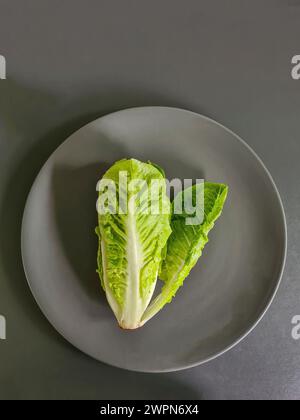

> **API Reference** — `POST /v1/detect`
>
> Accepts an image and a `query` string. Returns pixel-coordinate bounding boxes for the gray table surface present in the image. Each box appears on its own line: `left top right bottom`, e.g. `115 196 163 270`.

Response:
0 0 299 400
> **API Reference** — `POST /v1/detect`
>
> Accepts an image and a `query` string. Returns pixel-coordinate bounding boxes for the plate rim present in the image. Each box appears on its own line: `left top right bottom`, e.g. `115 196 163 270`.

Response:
21 106 288 373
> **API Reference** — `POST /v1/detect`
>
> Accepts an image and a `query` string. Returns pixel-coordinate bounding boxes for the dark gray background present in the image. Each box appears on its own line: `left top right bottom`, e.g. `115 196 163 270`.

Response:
0 0 299 400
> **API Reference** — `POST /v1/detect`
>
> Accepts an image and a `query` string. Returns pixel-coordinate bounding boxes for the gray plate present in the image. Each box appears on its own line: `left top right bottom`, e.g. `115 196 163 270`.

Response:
21 107 287 372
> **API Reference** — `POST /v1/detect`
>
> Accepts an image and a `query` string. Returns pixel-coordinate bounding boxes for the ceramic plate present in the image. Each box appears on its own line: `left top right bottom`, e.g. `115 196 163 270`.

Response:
21 107 287 372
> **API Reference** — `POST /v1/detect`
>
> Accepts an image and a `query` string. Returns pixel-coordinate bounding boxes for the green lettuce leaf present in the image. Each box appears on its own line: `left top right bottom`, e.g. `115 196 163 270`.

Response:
97 158 172 329
141 182 228 324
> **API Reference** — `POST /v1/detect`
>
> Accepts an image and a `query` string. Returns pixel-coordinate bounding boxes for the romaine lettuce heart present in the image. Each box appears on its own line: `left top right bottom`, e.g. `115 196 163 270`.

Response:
141 183 228 325
97 158 172 329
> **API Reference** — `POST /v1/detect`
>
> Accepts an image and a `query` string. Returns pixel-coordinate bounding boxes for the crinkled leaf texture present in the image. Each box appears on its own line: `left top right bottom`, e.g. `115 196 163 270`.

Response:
141 182 228 325
97 159 172 329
